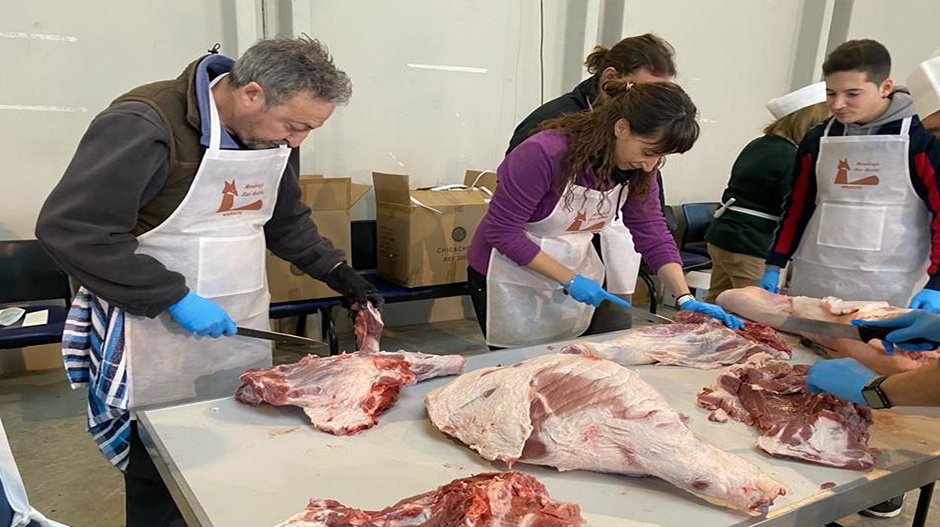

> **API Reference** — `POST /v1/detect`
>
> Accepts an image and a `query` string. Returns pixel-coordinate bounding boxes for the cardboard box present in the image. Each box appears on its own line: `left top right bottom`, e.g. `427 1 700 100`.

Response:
374 170 494 287
267 176 370 302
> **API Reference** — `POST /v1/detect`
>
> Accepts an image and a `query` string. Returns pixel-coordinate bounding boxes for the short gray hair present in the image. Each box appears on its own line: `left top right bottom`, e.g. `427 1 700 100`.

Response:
229 35 351 106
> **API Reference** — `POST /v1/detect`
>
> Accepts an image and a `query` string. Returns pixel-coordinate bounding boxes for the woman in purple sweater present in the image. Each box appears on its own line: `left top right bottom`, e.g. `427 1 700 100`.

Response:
468 80 743 348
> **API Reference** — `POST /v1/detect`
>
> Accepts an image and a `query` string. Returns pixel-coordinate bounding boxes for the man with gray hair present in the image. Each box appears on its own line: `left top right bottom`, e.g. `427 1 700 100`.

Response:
36 37 379 526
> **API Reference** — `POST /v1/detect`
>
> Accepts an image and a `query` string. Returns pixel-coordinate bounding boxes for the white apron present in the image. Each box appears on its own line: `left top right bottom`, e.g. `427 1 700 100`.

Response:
599 216 641 295
125 74 290 409
486 183 629 347
789 117 930 307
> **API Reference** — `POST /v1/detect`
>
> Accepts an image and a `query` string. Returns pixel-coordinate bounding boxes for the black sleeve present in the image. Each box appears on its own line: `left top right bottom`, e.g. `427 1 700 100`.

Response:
506 114 540 156
35 102 189 317
264 149 346 280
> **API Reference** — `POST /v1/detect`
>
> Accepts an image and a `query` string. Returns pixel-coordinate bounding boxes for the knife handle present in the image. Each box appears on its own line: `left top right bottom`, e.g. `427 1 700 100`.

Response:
855 325 892 343
856 325 937 349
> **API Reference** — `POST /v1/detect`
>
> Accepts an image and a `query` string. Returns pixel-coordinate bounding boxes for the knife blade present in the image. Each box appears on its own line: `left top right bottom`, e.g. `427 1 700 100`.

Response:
778 316 894 343
236 327 323 348
625 306 673 325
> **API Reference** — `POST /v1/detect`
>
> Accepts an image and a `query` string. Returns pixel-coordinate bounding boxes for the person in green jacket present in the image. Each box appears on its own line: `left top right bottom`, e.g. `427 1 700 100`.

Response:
705 83 829 302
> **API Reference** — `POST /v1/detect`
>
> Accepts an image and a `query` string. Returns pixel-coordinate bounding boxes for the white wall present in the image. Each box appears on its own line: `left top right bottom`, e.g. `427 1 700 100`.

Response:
292 0 580 220
0 0 238 240
844 0 940 88
620 0 805 205
6 2 940 238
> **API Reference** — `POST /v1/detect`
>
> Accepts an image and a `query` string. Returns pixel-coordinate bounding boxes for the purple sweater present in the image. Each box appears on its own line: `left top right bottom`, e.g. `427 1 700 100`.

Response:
468 131 681 275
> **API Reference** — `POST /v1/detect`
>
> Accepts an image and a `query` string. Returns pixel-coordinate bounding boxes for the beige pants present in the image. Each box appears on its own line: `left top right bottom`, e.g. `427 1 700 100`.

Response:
706 243 766 303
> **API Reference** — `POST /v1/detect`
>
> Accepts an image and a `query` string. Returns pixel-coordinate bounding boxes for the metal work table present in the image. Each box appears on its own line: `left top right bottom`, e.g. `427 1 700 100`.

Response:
138 335 940 527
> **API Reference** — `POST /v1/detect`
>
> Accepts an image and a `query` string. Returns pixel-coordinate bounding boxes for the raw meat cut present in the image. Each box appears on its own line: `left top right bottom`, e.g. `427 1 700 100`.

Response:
237 351 465 435
697 353 876 470
562 315 788 369
355 302 384 353
717 287 938 375
237 353 412 435
672 310 790 354
426 354 787 516
273 471 583 527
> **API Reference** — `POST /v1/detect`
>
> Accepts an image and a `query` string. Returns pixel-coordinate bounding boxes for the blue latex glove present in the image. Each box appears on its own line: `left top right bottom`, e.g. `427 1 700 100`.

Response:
806 358 877 405
759 268 780 293
563 275 631 308
852 311 940 353
678 297 745 330
909 288 940 314
167 291 237 338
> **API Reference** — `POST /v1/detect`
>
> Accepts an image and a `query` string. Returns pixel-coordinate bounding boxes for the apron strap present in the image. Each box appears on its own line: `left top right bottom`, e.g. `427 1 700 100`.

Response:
714 198 736 218
613 183 627 221
823 117 836 137
207 73 227 151
727 205 781 221
900 116 913 135
713 198 780 221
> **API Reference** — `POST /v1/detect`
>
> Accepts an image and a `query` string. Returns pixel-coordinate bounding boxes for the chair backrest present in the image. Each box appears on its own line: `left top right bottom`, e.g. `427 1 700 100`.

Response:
663 205 686 248
0 240 72 305
680 202 721 246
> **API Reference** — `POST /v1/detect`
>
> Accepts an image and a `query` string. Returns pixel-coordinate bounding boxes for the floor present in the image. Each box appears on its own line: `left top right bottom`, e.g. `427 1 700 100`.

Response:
2 316 938 527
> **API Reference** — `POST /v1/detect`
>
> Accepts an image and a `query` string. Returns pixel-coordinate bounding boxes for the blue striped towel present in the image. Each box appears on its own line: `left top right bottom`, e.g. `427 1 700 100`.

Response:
61 287 131 471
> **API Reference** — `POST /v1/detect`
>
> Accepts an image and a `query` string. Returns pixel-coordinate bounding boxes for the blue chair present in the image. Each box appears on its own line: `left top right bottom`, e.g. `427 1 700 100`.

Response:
664 203 718 272
0 240 72 349
680 202 721 260
269 297 342 354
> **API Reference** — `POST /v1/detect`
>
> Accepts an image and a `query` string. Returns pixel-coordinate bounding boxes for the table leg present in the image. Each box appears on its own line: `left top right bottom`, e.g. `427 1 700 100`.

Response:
913 482 935 527
320 306 338 355
637 271 658 314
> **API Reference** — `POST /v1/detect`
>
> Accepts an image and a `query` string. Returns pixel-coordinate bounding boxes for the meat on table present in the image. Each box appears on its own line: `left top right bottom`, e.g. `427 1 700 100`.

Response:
426 353 787 516
273 471 583 527
698 352 876 470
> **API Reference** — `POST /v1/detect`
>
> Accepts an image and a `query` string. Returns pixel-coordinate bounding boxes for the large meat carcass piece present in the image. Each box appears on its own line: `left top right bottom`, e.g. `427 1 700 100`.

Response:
237 351 466 435
273 472 583 527
717 286 938 375
426 354 787 516
697 353 876 470
561 311 789 369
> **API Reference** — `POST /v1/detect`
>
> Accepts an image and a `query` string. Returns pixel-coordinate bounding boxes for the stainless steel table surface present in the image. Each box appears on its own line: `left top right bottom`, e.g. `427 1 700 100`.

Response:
138 333 940 527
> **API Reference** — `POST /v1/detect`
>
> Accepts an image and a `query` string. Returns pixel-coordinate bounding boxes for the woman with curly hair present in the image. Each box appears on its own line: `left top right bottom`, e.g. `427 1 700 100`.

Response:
468 80 743 349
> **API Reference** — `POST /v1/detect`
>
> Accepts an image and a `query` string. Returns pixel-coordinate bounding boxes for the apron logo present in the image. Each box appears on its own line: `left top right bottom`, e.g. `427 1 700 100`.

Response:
451 227 467 242
566 211 607 232
834 158 880 187
217 179 264 215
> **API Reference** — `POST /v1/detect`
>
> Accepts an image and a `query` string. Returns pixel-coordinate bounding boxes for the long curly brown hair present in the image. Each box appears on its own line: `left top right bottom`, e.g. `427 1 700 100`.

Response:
538 79 700 212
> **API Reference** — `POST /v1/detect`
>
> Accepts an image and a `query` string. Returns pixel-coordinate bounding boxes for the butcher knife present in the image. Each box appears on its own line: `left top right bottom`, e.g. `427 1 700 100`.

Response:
777 316 937 347
625 306 673 325
236 327 323 348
